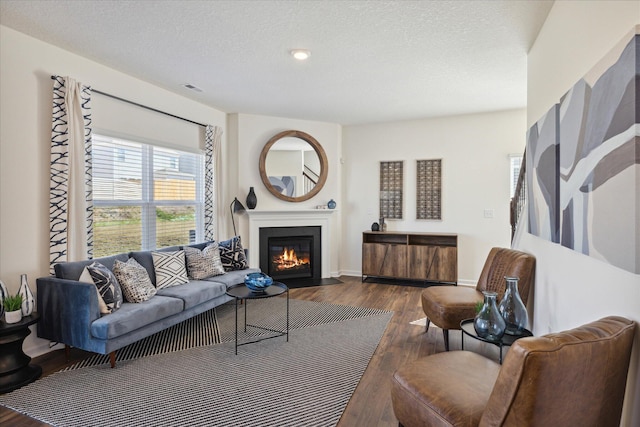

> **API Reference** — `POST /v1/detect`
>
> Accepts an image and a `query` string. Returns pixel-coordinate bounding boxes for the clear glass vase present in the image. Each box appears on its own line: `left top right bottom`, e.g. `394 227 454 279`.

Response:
498 276 528 335
474 291 506 342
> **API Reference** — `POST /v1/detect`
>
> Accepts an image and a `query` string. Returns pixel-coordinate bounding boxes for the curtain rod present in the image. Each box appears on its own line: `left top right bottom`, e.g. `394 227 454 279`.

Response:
50 75 207 128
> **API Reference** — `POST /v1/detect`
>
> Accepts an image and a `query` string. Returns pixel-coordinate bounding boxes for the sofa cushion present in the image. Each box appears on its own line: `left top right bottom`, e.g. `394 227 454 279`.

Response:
91 295 184 340
85 262 123 313
202 268 261 287
129 246 181 286
54 253 129 281
156 280 227 309
152 250 188 289
182 241 214 251
184 243 225 280
113 258 157 303
218 236 249 271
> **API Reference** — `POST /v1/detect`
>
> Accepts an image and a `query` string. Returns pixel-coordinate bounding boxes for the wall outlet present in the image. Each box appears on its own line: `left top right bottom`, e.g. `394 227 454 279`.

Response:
483 209 494 218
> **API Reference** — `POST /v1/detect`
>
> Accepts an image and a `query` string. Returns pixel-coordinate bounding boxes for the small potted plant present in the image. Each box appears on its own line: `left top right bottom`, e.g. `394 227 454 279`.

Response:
3 294 23 324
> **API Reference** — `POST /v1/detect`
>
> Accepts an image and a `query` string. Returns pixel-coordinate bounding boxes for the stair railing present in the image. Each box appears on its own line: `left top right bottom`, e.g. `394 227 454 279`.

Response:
510 151 526 240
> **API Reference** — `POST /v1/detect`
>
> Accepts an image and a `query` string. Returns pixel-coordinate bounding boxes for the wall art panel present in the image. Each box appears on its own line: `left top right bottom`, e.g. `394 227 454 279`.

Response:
379 161 403 219
416 159 442 220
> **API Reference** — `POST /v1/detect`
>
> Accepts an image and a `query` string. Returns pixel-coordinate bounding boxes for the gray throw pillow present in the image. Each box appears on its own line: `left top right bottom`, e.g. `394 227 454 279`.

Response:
113 258 157 303
184 243 225 280
85 261 123 313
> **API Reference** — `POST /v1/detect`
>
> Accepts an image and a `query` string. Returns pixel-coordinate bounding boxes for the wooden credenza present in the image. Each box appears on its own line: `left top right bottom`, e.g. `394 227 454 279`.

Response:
362 231 457 284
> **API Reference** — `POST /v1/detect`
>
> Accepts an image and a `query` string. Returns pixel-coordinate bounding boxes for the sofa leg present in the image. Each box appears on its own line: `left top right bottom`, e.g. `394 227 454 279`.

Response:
425 318 431 333
109 351 116 368
443 329 450 351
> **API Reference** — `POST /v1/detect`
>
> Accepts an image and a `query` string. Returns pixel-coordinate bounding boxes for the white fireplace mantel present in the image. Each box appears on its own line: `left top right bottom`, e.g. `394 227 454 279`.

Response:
246 209 336 278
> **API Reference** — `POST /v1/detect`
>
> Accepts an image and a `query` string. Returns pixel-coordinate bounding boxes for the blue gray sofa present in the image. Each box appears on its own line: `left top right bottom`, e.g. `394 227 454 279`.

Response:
36 242 259 367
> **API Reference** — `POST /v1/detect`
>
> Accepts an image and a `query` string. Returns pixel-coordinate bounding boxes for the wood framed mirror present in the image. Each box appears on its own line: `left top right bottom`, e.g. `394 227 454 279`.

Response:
259 130 328 202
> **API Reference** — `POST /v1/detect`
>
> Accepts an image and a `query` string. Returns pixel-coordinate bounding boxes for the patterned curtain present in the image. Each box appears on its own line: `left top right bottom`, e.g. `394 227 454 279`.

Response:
50 76 93 273
204 125 223 241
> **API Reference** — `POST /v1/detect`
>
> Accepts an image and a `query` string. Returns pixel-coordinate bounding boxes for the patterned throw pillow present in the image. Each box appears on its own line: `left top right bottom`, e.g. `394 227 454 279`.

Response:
113 258 157 303
85 262 123 314
79 267 110 315
218 236 249 271
184 243 225 280
152 250 188 289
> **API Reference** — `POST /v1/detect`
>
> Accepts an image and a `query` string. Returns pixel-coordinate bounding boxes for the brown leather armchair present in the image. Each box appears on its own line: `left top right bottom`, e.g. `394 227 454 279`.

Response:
422 247 535 350
391 316 636 427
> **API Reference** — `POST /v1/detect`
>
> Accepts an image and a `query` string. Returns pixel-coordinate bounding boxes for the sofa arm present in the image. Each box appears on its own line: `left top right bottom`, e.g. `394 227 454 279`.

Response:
36 277 101 350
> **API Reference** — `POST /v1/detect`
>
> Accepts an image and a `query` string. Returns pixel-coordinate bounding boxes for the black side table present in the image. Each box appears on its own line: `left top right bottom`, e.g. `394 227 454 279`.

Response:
226 283 289 355
0 312 42 393
460 318 532 364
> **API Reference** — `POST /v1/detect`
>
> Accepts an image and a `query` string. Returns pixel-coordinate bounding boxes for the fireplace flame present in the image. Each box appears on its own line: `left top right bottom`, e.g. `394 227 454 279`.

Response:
274 247 309 271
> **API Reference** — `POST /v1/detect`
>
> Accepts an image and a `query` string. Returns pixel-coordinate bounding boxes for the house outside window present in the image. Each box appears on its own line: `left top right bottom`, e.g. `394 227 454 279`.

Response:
92 134 204 257
510 154 523 198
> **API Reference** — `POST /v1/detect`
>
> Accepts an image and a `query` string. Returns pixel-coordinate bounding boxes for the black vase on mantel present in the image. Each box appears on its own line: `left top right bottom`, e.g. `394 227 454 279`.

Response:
246 187 257 210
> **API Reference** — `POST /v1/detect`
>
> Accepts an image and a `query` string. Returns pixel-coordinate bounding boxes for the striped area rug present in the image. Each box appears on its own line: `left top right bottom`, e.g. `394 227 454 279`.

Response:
0 300 393 427
64 298 389 370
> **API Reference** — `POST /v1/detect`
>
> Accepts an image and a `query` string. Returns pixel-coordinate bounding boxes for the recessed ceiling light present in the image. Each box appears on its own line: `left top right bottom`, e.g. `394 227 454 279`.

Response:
290 49 311 61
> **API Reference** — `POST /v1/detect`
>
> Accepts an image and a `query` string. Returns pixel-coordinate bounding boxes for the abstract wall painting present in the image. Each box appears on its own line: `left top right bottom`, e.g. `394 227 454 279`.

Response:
558 31 639 274
269 176 296 197
526 104 560 243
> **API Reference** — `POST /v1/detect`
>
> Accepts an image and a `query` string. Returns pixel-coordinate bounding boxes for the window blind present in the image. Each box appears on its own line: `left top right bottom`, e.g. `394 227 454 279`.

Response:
92 134 204 257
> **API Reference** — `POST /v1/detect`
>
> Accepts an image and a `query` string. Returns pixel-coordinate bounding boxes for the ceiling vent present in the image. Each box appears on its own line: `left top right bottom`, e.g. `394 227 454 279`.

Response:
182 83 203 92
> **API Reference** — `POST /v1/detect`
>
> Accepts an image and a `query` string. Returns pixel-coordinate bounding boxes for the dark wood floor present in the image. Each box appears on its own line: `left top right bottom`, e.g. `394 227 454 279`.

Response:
0 276 501 427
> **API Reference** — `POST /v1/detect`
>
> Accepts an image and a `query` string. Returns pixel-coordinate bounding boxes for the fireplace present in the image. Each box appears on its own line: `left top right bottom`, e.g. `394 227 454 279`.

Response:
259 226 321 281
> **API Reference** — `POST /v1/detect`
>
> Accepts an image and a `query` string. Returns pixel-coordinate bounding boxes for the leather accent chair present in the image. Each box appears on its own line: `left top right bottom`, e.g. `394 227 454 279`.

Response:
422 247 535 350
391 316 636 427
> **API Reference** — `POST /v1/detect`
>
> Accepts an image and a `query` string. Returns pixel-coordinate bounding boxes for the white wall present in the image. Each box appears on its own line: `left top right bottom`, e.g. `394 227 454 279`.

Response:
0 26 227 356
520 2 640 425
341 109 526 283
227 113 343 276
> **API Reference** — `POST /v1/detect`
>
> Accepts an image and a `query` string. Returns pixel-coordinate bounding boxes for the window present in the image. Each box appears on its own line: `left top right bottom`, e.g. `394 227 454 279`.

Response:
510 154 523 198
92 134 204 257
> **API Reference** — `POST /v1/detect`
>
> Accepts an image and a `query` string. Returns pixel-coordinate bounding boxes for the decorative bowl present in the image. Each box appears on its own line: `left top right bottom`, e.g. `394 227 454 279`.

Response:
244 272 273 292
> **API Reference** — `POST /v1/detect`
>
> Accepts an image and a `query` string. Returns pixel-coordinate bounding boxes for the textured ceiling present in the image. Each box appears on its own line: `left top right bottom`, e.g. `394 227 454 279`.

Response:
0 0 554 125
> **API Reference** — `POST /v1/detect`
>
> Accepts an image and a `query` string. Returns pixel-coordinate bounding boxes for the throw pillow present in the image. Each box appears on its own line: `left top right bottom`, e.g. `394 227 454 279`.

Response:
79 267 110 315
152 250 188 289
218 236 249 271
184 243 225 280
85 262 123 314
113 258 157 303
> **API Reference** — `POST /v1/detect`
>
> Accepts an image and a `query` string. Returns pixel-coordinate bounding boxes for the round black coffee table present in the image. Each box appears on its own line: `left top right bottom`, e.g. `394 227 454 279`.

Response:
460 318 532 364
226 282 289 354
0 312 42 393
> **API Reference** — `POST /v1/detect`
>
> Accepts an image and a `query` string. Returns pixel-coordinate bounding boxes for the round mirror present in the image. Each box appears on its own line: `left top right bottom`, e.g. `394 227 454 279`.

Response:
259 130 328 202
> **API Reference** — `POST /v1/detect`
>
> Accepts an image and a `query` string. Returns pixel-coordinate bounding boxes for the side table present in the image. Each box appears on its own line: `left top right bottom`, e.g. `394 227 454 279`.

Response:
0 312 42 393
460 318 532 364
226 282 289 355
